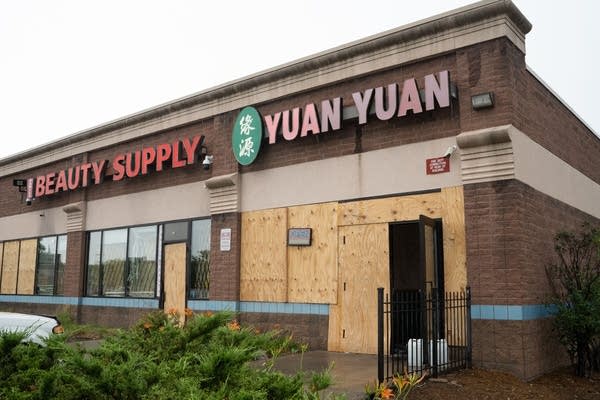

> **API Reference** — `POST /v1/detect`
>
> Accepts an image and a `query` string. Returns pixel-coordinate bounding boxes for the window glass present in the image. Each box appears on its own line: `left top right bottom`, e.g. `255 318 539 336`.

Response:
190 219 210 299
127 225 157 298
35 236 56 295
102 229 127 297
86 231 101 296
164 221 188 243
55 235 67 295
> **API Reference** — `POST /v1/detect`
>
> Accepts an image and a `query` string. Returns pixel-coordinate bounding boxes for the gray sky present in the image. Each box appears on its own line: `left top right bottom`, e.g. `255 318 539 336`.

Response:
1 0 598 160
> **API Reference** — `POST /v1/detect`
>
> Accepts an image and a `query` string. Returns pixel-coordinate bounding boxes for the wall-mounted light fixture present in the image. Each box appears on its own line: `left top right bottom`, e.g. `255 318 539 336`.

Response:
202 155 214 170
13 179 27 192
471 92 494 110
13 178 34 205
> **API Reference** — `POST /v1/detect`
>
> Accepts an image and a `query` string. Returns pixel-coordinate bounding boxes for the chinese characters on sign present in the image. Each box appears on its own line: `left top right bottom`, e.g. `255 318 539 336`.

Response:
232 106 263 165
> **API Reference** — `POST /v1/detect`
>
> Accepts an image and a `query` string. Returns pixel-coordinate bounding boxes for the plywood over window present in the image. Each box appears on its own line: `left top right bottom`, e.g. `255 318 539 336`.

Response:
1 241 19 294
287 203 338 304
17 239 37 295
240 208 288 302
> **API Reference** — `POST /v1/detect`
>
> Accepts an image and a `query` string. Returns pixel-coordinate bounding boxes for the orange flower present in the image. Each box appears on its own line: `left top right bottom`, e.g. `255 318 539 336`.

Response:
380 387 394 399
227 320 241 331
184 308 194 317
143 322 153 330
203 311 213 317
167 308 178 316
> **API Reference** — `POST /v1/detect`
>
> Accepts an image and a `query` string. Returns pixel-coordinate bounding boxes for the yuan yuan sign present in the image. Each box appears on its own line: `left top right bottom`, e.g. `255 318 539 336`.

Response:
28 135 206 200
232 70 452 165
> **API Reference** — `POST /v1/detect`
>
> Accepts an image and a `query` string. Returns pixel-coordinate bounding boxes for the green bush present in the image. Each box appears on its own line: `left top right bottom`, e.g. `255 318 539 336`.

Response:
546 224 600 377
0 310 338 400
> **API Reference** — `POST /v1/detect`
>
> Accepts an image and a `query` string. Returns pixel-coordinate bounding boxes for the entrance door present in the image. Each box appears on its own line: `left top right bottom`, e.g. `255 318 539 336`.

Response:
163 242 187 316
338 223 389 354
388 215 444 352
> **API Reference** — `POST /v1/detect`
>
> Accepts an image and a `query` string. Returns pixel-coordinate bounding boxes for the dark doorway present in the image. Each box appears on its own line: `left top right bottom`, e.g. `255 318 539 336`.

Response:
388 216 444 353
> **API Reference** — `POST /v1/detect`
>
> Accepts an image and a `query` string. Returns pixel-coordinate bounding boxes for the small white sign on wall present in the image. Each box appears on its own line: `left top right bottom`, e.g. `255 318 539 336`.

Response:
220 228 231 252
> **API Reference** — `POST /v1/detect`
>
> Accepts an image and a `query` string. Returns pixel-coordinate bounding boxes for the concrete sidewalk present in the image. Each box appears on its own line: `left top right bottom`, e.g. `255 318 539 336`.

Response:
273 351 378 399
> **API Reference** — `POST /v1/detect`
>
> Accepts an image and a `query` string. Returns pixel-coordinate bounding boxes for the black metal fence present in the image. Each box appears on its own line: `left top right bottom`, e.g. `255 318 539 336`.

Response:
377 287 471 382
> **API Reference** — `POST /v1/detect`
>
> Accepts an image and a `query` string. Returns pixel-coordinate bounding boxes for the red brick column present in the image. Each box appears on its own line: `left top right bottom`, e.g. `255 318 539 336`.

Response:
63 230 86 297
209 212 240 301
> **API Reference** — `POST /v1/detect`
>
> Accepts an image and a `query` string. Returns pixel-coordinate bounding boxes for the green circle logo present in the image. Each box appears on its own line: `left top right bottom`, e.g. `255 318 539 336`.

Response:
232 106 262 165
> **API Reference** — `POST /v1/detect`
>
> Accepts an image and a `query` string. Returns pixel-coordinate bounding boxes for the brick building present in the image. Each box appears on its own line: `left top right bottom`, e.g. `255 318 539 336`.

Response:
1 0 599 380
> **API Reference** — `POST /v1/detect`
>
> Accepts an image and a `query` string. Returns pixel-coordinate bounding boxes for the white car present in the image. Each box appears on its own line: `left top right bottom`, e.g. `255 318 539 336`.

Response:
0 312 64 345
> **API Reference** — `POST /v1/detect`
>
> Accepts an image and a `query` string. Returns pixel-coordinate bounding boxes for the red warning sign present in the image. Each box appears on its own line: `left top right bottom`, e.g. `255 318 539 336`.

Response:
426 157 450 175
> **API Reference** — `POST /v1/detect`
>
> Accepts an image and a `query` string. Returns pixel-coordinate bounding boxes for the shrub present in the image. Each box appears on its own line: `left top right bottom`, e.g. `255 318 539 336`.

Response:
546 224 600 377
0 310 336 399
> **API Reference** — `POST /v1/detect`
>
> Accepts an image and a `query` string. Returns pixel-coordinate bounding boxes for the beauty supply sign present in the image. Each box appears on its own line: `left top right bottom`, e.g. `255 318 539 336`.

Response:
232 70 452 165
27 135 206 200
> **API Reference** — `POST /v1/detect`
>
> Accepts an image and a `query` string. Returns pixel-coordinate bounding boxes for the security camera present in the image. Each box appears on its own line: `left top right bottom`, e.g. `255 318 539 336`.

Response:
202 155 214 170
444 145 457 158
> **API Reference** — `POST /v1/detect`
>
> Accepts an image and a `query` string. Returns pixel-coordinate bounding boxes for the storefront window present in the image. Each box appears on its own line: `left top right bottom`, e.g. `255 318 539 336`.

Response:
102 229 127 297
86 231 101 296
127 226 157 298
190 219 210 299
86 225 158 298
35 234 67 295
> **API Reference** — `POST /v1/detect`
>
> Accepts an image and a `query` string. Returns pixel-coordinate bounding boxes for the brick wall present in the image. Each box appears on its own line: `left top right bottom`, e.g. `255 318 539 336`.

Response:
63 231 86 297
513 61 600 185
465 179 599 379
240 312 328 351
209 212 240 301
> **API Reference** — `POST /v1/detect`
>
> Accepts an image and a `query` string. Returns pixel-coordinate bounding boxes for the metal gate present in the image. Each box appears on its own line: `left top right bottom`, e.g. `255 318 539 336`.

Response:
377 287 472 382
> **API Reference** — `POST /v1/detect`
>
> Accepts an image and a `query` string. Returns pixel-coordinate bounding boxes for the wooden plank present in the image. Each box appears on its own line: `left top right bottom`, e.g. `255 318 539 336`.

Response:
0 242 3 289
338 192 443 226
17 239 37 295
240 208 288 302
337 223 389 354
441 186 467 292
164 242 187 321
287 203 338 304
0 241 19 294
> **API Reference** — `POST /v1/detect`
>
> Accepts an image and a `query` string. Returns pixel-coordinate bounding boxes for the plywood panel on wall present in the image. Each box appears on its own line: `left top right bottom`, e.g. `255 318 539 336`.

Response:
338 192 443 226
1 241 20 294
441 186 467 292
240 208 288 302
164 242 187 323
17 239 37 295
0 242 4 288
287 203 338 304
333 223 389 354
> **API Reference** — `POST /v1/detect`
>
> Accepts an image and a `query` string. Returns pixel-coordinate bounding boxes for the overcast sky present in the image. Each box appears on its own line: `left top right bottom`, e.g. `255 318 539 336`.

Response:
1 0 598 160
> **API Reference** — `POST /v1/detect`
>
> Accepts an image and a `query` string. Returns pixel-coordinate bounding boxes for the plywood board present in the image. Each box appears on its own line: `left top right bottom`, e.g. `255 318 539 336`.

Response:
338 192 443 226
335 223 389 354
17 239 37 295
164 242 187 321
287 203 338 304
240 208 288 302
1 241 19 294
441 186 467 292
0 242 4 289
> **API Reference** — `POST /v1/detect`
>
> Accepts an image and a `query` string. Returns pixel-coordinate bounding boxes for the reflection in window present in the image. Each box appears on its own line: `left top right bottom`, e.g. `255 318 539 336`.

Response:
35 235 67 295
102 229 127 297
86 232 101 296
85 225 158 298
190 219 210 299
128 226 157 298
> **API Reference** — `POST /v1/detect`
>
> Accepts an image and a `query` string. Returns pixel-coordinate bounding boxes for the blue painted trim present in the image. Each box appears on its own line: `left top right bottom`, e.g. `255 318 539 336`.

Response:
188 300 329 315
81 297 159 309
0 295 80 305
471 304 555 321
188 300 240 312
0 295 159 309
